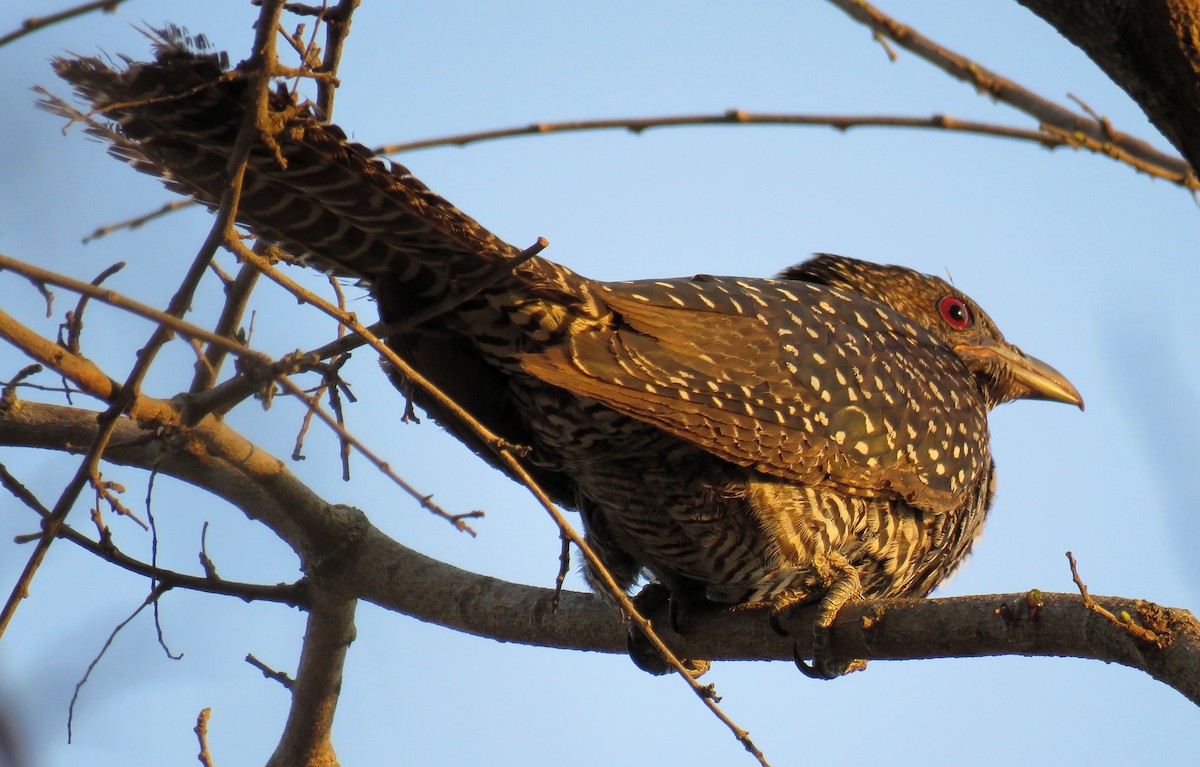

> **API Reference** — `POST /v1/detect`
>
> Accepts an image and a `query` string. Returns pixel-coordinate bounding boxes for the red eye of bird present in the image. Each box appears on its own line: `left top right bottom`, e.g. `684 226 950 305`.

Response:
938 296 972 329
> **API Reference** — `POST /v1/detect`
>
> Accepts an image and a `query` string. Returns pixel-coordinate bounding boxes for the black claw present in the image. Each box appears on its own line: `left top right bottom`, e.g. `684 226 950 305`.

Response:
792 642 829 679
626 626 671 676
791 625 867 679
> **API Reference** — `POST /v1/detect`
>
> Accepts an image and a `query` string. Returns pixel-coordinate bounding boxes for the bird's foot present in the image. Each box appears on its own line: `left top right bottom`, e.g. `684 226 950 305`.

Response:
625 582 712 677
793 628 868 680
772 555 868 680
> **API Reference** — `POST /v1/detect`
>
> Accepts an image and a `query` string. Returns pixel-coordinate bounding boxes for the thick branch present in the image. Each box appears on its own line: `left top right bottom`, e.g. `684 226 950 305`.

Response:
266 587 355 767
3 398 1198 705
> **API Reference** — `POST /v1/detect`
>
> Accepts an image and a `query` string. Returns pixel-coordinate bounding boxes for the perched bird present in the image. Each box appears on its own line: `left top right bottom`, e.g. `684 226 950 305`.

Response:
46 33 1082 677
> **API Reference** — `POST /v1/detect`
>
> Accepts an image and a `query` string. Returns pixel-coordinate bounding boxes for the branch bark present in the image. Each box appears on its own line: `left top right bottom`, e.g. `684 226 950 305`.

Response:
266 588 355 767
3 397 1198 705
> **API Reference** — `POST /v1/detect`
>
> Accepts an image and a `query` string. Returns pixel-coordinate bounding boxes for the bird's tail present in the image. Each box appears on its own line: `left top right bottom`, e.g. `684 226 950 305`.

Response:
42 29 588 322
42 29 615 502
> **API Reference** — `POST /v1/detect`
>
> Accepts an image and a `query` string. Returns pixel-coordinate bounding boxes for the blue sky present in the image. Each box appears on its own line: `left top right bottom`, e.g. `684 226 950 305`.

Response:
1 2 1196 765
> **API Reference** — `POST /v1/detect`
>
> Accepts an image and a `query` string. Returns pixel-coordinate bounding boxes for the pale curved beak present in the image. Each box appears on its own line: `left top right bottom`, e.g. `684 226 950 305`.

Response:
954 343 1084 410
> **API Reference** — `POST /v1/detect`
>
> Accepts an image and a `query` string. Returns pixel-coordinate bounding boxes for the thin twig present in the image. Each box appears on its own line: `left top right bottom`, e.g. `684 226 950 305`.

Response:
68 583 171 742
823 0 1197 187
246 653 296 689
1 365 42 409
314 0 361 121
1066 551 1162 645
226 237 521 533
375 111 1056 153
0 0 126 49
494 451 772 767
144 469 183 659
82 199 197 243
61 261 125 355
275 374 479 532
372 111 1196 190
307 237 548 361
0 2 287 640
3 268 472 534
0 460 305 605
190 256 261 393
92 472 148 529
0 252 294 360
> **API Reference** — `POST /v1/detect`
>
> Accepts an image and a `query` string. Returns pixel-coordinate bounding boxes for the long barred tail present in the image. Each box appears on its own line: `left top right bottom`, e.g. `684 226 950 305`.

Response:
42 30 545 300
41 29 613 506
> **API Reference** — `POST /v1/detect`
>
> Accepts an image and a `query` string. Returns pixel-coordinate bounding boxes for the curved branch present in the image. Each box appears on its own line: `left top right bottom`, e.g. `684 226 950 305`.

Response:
375 110 1196 190
0 461 305 606
3 397 1198 705
0 257 469 532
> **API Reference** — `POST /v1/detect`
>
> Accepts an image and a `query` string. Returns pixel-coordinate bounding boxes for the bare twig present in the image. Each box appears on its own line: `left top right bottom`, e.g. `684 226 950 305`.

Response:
313 0 361 121
375 111 1056 153
246 654 296 689
1066 551 1163 645
0 253 289 361
277 374 479 531
0 0 126 49
307 237 548 361
373 111 1197 190
143 469 183 660
226 237 509 533
199 522 219 580
0 263 473 537
68 583 171 742
92 472 148 529
0 0 289 639
190 259 261 393
60 261 125 356
1 365 42 409
0 460 305 605
2 253 476 533
82 199 197 243
823 0 1197 187
493 451 772 766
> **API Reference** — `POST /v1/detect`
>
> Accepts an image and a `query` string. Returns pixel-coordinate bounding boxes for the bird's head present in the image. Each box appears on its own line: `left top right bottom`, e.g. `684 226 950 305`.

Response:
779 254 1084 411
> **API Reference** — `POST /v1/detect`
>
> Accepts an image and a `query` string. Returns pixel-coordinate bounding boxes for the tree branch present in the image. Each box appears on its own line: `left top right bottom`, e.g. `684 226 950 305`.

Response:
374 110 1197 191
266 587 355 767
1014 0 1200 172
3 397 1197 706
0 460 305 606
0 0 127 49
825 0 1197 183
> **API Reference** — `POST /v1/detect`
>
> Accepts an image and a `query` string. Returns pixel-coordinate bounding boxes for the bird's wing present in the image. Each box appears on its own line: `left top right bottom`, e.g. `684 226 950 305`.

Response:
520 275 991 513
